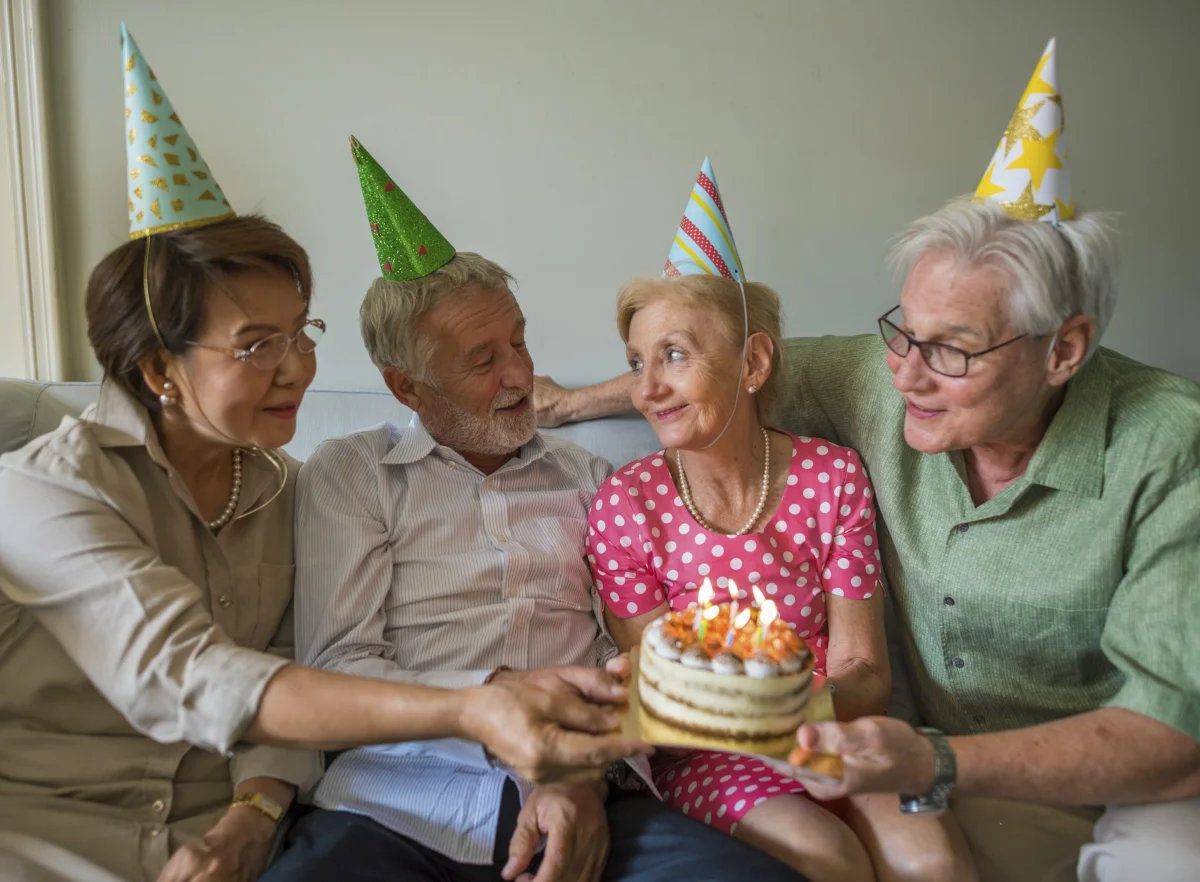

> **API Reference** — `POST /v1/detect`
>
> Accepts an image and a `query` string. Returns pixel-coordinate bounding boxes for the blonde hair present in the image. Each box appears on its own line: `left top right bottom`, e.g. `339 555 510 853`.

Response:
359 251 514 382
616 274 785 419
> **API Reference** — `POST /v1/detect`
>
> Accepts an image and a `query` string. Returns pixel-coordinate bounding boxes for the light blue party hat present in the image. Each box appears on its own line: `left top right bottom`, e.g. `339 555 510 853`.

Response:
662 157 744 281
122 23 233 238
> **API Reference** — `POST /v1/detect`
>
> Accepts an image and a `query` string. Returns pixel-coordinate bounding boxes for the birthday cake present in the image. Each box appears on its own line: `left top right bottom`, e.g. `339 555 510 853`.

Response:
638 595 814 744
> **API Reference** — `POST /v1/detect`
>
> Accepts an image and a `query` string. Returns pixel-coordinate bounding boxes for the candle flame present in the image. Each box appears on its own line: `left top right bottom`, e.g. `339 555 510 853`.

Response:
698 578 714 606
734 607 752 630
703 604 720 620
727 579 738 602
760 599 778 627
752 585 766 605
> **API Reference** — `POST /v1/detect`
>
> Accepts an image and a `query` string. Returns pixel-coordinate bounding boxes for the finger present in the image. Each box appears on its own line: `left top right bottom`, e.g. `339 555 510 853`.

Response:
531 824 568 882
549 731 649 770
549 693 625 734
797 721 852 754
502 813 541 881
552 667 628 705
603 654 631 682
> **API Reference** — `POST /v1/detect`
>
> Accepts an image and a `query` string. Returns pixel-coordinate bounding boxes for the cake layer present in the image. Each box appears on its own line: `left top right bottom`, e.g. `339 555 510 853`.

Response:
640 636 812 716
639 671 811 739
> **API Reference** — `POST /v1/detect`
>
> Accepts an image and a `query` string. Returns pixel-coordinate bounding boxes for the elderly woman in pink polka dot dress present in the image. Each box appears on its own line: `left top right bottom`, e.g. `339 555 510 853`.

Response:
586 274 968 882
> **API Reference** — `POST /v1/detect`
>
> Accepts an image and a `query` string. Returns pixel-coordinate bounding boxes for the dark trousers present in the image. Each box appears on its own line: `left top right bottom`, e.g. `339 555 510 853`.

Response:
261 785 807 882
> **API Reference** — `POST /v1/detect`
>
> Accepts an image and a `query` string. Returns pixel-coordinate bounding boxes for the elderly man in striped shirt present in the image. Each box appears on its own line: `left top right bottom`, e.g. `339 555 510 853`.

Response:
265 252 806 882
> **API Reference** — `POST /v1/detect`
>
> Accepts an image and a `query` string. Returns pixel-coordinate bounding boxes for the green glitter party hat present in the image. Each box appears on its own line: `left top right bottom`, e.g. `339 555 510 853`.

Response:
350 136 456 280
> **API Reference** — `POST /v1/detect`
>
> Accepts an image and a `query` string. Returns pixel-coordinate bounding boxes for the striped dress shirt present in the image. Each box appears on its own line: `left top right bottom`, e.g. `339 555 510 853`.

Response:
293 416 619 863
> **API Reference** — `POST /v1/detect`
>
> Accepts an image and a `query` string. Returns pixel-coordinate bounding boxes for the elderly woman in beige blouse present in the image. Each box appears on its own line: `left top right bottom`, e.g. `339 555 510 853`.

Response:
0 217 644 882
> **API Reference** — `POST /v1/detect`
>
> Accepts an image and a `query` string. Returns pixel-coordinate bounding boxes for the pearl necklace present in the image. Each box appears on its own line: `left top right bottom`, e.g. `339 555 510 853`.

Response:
676 426 771 537
208 448 243 531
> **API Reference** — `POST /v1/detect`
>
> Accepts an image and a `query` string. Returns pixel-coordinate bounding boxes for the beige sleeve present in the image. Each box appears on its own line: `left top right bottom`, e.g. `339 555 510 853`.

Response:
0 466 285 755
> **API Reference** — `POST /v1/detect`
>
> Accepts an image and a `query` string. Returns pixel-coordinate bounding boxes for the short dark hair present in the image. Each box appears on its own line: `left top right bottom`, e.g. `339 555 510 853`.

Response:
86 215 312 410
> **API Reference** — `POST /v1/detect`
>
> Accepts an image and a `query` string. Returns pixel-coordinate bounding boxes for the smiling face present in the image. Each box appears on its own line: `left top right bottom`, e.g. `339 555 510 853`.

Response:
625 296 754 450
887 252 1056 454
167 268 316 450
416 285 536 457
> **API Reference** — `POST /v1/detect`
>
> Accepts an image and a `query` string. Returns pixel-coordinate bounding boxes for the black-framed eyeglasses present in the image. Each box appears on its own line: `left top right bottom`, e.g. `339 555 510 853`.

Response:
189 319 326 371
877 307 1024 378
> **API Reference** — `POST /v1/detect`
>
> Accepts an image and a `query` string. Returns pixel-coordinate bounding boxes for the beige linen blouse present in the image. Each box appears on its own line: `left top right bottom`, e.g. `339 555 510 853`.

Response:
0 381 319 882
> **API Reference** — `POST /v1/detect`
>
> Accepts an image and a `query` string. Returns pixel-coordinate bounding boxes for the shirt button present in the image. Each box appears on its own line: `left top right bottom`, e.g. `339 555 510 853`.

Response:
943 596 955 606
150 825 163 837
973 714 986 725
952 657 965 668
955 523 969 534
218 595 232 608
151 799 166 813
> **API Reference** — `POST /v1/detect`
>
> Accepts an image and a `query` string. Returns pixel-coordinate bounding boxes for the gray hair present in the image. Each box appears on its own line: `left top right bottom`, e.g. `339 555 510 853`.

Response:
359 251 515 383
889 199 1118 353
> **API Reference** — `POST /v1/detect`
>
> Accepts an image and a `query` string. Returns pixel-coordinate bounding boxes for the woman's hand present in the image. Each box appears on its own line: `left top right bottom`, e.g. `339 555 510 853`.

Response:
155 804 277 882
461 671 649 785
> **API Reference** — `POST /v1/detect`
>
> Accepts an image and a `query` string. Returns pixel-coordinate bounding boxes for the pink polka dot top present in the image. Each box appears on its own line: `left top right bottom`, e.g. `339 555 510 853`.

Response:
587 430 883 676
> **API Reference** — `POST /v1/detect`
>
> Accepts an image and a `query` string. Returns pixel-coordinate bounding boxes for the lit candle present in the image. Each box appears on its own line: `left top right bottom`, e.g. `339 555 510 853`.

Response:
727 606 752 647
757 599 778 647
726 600 746 647
693 578 715 632
752 585 766 608
699 603 720 640
727 579 739 603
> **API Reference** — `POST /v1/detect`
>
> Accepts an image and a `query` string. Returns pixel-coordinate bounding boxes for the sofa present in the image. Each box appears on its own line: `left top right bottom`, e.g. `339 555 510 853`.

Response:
0 376 916 724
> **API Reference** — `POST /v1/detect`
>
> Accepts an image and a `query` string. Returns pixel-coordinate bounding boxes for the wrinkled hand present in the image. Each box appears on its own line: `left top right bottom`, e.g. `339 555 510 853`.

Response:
462 672 648 785
534 376 574 428
503 781 610 882
494 657 632 697
784 716 935 801
156 806 275 882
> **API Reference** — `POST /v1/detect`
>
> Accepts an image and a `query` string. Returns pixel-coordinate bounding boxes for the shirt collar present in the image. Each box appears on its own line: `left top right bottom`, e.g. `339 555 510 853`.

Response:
1022 354 1111 498
380 412 548 472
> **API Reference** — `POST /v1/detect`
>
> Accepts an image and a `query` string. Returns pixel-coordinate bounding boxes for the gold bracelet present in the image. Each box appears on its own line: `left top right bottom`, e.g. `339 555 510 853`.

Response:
230 792 284 824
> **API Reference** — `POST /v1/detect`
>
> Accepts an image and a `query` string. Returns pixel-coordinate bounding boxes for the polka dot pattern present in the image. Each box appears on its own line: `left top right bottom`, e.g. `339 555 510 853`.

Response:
586 432 884 684
651 751 807 835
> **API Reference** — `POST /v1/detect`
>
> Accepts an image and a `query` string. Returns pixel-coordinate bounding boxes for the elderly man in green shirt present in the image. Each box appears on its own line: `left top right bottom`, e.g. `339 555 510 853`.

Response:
535 194 1200 881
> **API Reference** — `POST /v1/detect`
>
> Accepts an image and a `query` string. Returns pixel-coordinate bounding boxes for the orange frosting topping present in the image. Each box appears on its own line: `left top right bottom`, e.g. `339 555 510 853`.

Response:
662 602 810 664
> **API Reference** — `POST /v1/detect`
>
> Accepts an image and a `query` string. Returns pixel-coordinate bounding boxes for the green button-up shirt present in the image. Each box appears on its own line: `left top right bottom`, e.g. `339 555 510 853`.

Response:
774 335 1200 740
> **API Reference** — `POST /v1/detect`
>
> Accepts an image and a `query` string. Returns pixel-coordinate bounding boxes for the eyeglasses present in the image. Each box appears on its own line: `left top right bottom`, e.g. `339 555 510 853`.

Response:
877 307 1024 378
189 319 326 371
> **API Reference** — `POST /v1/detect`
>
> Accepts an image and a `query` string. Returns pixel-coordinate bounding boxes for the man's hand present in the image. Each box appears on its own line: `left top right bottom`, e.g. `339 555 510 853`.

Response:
156 805 276 882
783 717 936 801
533 376 575 428
461 674 648 785
492 658 632 697
502 781 610 882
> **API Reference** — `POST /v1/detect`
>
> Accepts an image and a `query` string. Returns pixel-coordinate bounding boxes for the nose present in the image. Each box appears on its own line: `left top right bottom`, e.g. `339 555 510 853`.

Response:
638 361 668 403
499 346 534 390
274 338 310 388
890 344 931 394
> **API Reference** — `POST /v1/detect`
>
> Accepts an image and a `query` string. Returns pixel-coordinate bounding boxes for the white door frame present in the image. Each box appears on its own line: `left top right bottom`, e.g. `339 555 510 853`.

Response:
1 0 62 381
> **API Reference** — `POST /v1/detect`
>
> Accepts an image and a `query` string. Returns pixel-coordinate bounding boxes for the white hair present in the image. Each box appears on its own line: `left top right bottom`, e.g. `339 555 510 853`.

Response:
359 252 514 384
889 199 1118 353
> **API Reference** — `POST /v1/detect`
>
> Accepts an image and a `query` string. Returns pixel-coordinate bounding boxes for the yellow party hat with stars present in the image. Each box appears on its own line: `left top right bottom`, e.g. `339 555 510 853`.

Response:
122 23 233 238
973 38 1073 224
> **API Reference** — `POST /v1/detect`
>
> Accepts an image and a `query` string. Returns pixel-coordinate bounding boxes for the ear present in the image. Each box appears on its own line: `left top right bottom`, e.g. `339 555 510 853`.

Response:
1045 315 1095 387
743 332 774 393
382 366 427 412
136 351 174 399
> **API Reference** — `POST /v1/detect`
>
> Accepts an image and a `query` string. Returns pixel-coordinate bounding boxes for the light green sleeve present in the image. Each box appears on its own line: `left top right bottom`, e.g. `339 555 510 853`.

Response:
1101 469 1200 739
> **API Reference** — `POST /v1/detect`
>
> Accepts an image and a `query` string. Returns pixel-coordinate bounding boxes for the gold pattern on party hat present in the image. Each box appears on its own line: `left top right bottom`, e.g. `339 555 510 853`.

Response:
973 38 1073 224
122 22 233 238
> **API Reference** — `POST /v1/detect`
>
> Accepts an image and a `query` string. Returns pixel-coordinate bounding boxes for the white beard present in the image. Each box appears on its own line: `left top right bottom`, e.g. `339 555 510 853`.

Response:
422 386 536 457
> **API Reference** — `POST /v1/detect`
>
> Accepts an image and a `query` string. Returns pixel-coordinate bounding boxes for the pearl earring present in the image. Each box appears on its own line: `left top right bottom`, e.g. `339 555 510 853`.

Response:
748 384 758 394
159 380 177 408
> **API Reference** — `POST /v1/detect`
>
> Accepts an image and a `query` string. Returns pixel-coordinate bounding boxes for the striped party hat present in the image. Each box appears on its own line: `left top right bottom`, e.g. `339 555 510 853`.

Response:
122 23 232 238
663 157 744 281
973 38 1072 224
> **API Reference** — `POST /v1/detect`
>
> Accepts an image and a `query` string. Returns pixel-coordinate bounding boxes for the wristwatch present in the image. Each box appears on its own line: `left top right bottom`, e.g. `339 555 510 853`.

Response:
230 792 284 824
899 727 956 814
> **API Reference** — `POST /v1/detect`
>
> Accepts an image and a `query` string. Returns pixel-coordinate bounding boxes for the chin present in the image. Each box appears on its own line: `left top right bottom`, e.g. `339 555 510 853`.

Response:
249 420 298 451
903 417 955 456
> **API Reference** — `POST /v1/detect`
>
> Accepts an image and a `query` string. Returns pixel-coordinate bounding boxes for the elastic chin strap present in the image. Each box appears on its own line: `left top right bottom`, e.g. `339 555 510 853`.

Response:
696 276 750 452
143 235 288 522
1042 330 1061 371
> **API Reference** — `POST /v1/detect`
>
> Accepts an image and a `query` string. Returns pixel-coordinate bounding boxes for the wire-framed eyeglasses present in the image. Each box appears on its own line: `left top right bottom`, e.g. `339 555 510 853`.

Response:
189 319 326 371
877 307 1024 378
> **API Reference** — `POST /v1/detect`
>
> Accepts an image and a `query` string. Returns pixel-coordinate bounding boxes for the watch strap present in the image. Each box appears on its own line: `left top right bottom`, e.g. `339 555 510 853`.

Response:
230 791 284 824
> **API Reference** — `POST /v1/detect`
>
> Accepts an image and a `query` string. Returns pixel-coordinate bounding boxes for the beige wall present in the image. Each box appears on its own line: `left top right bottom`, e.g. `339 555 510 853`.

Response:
40 0 1200 388
0 41 30 380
